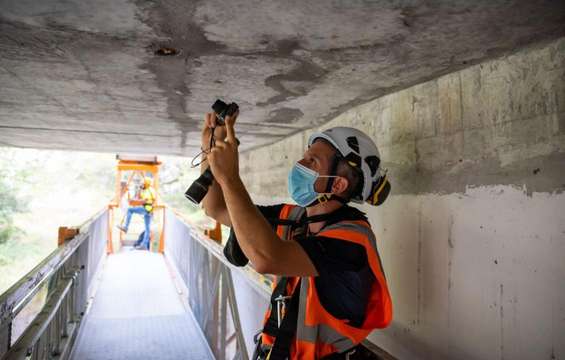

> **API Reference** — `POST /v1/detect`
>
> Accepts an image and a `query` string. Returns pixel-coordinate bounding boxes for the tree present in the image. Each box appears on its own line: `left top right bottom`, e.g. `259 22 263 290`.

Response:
0 159 27 245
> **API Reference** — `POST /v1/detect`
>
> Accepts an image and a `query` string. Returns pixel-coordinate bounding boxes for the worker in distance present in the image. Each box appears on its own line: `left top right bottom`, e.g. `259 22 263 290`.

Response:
117 176 156 250
200 105 392 360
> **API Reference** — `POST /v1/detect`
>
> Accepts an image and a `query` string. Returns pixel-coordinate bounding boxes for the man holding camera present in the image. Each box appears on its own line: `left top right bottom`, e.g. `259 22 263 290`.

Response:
201 109 392 360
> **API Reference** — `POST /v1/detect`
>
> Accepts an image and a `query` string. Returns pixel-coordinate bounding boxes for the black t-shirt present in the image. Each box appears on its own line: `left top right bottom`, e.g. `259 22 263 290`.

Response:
224 204 375 327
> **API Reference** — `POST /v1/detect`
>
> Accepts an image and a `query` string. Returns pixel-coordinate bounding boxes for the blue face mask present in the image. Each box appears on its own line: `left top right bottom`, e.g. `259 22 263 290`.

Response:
288 162 336 207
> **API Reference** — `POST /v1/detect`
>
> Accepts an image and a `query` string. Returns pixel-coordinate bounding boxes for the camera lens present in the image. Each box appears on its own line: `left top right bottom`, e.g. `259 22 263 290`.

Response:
184 168 214 204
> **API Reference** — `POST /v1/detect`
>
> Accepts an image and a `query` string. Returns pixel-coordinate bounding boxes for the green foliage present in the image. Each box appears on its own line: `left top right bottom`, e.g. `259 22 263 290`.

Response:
0 147 114 295
0 224 23 246
0 151 29 245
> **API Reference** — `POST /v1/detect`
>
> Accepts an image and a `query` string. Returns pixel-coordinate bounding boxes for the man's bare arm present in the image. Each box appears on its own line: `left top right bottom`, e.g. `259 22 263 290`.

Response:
221 178 317 276
200 113 232 227
201 163 231 226
207 116 317 276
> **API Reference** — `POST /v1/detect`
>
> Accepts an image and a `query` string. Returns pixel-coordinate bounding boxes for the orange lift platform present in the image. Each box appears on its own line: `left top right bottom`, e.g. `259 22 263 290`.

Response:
107 154 166 254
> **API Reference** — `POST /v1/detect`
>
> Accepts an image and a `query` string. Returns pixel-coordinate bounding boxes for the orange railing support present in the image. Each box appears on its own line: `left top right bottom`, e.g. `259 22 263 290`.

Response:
158 206 166 253
57 226 79 246
204 221 222 243
107 206 114 254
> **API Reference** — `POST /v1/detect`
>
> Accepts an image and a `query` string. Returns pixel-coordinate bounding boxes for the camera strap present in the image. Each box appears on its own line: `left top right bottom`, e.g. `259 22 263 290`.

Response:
190 127 217 168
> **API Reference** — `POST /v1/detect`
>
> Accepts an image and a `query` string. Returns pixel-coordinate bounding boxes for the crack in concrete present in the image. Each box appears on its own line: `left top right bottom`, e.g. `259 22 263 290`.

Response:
73 51 126 118
0 64 74 119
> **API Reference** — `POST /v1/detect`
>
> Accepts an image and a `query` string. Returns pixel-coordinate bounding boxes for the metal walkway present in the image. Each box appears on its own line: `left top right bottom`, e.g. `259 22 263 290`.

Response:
70 249 214 360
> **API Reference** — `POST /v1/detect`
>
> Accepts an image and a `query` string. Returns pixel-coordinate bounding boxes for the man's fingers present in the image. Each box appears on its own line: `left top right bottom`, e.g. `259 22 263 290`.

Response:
225 113 237 143
226 109 239 124
214 139 227 149
205 112 217 128
206 150 215 165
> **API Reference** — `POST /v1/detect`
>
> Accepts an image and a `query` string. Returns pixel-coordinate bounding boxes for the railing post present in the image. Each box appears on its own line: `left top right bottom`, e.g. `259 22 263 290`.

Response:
0 323 11 358
211 260 220 357
158 207 166 253
107 206 114 254
220 279 228 360
222 268 249 360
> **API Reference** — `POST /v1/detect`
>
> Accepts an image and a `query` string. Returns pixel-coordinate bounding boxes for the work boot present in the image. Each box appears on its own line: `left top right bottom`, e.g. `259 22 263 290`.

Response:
134 244 148 250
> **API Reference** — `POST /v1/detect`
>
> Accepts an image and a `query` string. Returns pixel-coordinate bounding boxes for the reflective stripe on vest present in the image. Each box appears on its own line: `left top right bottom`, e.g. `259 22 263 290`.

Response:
295 279 356 353
261 204 393 359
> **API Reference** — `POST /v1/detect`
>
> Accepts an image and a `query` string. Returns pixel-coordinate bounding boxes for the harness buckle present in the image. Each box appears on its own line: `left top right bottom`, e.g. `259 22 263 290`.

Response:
274 294 292 327
345 348 356 360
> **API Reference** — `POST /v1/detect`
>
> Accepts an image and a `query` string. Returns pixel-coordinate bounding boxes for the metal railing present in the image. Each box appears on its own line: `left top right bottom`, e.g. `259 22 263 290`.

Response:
1 205 393 360
0 209 109 360
164 209 395 360
164 208 273 360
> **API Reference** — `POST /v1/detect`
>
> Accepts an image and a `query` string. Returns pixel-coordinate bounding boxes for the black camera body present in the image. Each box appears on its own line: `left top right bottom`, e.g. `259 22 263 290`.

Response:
184 99 239 205
212 99 239 125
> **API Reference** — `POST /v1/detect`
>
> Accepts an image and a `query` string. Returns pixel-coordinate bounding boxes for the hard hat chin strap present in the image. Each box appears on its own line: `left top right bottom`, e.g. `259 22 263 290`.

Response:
305 193 348 208
304 153 348 208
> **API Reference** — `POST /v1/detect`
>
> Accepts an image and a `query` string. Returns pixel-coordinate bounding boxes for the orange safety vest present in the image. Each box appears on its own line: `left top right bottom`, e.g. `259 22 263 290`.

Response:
260 204 392 359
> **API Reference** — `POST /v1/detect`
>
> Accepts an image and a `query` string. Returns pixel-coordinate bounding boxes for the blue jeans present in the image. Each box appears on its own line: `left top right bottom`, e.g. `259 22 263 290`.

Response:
123 206 151 249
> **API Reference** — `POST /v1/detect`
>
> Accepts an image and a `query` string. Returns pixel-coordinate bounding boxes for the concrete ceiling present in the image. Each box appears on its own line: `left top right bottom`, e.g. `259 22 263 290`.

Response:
1 0 564 156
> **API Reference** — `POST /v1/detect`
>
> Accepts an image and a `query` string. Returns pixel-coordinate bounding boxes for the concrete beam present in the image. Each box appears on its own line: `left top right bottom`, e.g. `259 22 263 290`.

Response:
1 0 564 154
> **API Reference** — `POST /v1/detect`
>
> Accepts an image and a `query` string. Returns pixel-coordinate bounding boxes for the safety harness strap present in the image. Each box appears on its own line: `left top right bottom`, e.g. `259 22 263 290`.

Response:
257 204 372 359
262 277 289 337
264 279 302 360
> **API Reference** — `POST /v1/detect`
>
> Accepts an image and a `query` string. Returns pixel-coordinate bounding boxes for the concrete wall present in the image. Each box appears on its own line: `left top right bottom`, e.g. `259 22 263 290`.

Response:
238 37 565 360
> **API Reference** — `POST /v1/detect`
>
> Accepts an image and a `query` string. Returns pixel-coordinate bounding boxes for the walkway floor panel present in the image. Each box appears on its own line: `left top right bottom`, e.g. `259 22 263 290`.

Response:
71 250 213 360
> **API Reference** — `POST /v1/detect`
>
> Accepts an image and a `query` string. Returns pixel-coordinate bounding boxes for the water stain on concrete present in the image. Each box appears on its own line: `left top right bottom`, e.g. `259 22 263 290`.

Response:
135 0 226 152
389 152 565 196
257 40 328 107
266 107 304 124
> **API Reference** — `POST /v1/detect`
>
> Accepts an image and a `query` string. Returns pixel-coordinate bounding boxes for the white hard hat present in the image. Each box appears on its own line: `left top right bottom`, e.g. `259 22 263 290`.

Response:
308 127 390 206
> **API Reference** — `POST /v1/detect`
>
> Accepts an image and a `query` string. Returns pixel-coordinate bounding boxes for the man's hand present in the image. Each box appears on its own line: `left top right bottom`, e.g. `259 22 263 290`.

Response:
201 110 239 151
207 114 240 187
203 110 318 276
201 112 223 150
200 110 238 227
